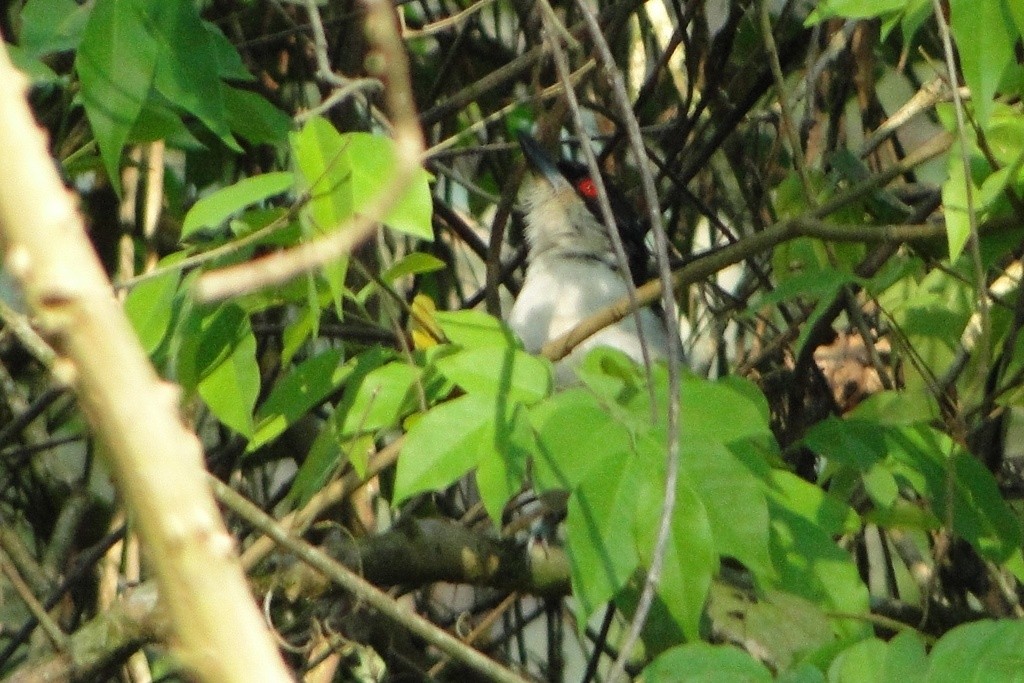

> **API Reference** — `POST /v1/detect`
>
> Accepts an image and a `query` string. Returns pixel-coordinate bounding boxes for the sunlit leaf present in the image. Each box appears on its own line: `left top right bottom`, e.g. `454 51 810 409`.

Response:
76 0 157 194
140 0 237 148
393 394 494 503
942 144 973 262
926 620 1024 681
182 172 294 238
291 118 432 240
434 346 550 403
248 348 349 452
949 0 1015 127
123 264 181 354
20 0 90 57
805 0 909 24
177 304 259 437
644 643 772 683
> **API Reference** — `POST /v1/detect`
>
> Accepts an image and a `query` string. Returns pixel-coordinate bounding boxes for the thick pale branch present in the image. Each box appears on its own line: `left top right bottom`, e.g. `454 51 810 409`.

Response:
0 44 290 682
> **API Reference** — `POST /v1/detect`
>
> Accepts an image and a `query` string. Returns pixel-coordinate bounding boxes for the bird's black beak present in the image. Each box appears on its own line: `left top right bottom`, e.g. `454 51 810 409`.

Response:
518 132 563 187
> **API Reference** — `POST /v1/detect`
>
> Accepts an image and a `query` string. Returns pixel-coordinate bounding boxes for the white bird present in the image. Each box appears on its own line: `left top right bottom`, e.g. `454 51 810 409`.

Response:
508 134 679 385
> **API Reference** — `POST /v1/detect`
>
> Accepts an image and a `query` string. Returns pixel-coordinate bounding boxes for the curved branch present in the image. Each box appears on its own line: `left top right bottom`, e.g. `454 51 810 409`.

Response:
0 41 291 683
542 131 954 363
210 477 532 683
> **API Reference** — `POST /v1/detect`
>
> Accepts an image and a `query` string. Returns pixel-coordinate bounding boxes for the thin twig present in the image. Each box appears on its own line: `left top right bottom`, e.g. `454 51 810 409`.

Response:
542 131 953 363
115 206 298 290
0 549 67 651
195 0 426 303
210 477 531 683
760 0 815 205
572 2 682 679
403 0 499 39
539 17 656 389
931 0 989 385
240 437 403 570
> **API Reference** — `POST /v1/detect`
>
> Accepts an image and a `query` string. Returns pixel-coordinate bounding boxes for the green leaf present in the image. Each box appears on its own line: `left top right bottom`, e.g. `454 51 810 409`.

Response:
565 446 641 622
182 172 294 238
634 465 717 646
290 117 352 306
129 100 206 149
5 44 60 84
529 388 633 494
76 0 158 194
643 643 772 683
828 638 888 683
576 346 646 400
926 620 1024 682
681 376 776 449
895 0 931 42
805 0 909 24
434 309 518 348
778 663 827 683
475 405 530 523
176 304 259 436
804 418 889 471
886 425 1022 561
334 360 421 437
223 85 292 146
434 346 550 403
949 453 1022 561
862 464 900 509
292 116 353 231
763 468 866 639
942 143 973 262
286 416 345 506
381 252 446 282
771 237 832 285
759 267 857 356
1010 0 1024 37
880 631 928 683
346 433 376 480
708 585 837 673
393 394 494 503
228 207 295 240
879 268 972 393
768 505 870 640
682 439 775 581
766 469 861 536
291 118 433 240
204 22 253 82
848 390 940 425
123 264 180 354
827 633 935 683
343 131 433 239
141 0 237 148
197 321 259 436
760 267 854 309
949 0 1015 127
20 0 90 57
248 348 348 452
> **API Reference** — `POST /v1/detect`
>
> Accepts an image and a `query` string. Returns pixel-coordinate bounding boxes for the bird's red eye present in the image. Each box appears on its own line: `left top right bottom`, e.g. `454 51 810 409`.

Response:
576 178 598 199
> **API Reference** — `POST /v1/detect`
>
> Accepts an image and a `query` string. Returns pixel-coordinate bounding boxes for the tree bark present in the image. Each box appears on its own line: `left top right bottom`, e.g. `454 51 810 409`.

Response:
0 43 290 683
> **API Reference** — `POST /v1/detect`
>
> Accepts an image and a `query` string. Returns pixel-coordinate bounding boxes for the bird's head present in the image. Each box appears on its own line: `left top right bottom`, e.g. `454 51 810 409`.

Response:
517 133 650 285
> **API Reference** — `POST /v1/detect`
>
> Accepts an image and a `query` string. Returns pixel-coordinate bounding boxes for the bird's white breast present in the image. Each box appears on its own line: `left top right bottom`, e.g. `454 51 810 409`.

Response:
509 255 669 384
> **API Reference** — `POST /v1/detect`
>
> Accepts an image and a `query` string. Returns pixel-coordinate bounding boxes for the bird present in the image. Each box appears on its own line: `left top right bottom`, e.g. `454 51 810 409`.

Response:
508 133 679 385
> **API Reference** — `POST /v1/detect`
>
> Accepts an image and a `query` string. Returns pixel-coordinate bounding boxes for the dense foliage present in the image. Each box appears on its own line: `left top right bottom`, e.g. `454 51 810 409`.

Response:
2 0 1024 680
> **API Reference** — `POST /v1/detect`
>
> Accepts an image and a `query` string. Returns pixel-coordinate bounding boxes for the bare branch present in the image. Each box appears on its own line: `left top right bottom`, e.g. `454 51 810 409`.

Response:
0 42 292 682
